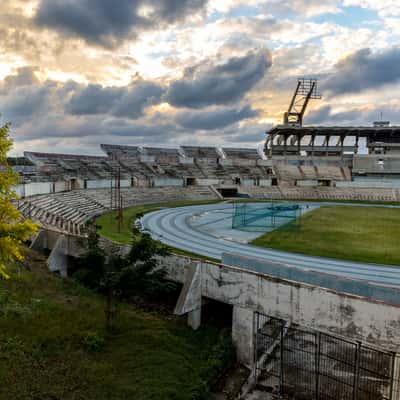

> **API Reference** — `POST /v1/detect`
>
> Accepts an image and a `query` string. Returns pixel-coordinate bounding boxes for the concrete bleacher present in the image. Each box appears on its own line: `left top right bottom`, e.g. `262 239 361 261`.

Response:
19 186 218 236
222 148 261 160
181 146 220 159
243 186 399 202
274 165 303 181
274 164 351 183
24 151 131 181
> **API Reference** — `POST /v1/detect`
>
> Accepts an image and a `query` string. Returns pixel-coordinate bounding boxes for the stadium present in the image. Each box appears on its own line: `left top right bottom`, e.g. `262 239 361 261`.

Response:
8 79 400 399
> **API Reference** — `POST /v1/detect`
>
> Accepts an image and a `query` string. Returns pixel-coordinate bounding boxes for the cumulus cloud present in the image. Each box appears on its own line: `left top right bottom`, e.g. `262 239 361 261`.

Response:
66 81 164 119
0 65 264 153
35 0 208 47
263 0 340 17
176 105 259 130
165 49 272 108
306 104 400 125
324 47 400 95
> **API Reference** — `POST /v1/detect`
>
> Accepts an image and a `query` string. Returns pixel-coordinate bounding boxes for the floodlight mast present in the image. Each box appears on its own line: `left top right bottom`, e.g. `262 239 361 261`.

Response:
283 78 321 126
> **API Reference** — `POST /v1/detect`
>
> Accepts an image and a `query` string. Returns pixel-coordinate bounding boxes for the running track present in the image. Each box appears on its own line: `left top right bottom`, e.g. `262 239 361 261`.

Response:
141 203 400 287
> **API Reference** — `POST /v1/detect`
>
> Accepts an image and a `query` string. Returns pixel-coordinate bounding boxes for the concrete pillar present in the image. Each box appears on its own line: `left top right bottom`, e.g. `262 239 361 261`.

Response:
188 307 201 330
232 306 254 367
30 230 48 251
47 235 69 277
391 355 400 400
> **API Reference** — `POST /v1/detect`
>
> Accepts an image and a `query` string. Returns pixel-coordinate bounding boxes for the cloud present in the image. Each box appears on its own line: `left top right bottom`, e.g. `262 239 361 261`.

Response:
305 104 400 125
165 49 271 108
306 105 363 124
0 66 39 93
262 0 340 17
112 82 165 119
66 81 164 119
65 85 123 115
324 47 400 95
1 86 51 122
35 0 208 48
176 105 259 130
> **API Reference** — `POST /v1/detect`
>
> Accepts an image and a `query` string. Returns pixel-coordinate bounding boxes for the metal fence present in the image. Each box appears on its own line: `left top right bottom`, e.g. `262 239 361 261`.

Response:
232 202 301 232
254 312 398 400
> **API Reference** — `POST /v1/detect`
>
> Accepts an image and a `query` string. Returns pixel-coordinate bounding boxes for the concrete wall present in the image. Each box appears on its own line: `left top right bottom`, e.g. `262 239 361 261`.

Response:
163 255 400 365
354 155 400 173
296 180 319 187
259 179 272 187
197 178 220 186
86 179 112 189
241 179 255 187
54 181 70 193
257 160 272 167
19 182 53 197
222 253 400 305
336 180 400 189
152 178 184 187
179 156 194 164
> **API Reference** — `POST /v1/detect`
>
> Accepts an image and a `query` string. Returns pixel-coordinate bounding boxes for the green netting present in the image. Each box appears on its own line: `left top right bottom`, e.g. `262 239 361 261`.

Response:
232 202 301 232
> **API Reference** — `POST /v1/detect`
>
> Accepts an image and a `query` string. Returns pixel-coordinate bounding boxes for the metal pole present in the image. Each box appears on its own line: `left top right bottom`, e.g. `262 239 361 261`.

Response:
389 352 397 400
353 341 361 400
316 332 321 400
280 323 284 397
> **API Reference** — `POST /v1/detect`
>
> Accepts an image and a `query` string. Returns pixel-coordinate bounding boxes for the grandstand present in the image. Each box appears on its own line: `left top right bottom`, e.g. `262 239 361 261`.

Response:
7 131 398 204
18 186 218 235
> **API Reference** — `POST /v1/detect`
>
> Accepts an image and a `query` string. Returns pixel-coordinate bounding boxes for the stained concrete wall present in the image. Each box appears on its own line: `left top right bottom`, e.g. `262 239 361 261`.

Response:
163 254 400 365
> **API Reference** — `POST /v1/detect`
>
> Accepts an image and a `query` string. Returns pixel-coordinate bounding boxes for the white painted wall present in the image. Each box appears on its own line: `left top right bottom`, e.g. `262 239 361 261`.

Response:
336 180 399 189
197 178 219 186
297 180 318 187
153 178 184 187
54 181 70 193
120 179 131 188
86 179 112 189
20 182 53 197
259 179 272 187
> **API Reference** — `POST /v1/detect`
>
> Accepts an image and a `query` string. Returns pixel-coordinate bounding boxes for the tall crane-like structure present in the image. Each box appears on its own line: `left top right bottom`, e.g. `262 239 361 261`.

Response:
283 78 321 126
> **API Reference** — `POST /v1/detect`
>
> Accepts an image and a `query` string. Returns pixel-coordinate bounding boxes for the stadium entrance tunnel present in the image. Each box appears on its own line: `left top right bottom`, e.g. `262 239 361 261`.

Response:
201 298 233 329
185 177 196 186
217 187 238 197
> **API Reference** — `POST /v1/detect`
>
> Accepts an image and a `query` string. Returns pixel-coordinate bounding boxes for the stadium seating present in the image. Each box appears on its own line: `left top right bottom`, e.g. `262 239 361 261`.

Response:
243 186 399 202
18 186 218 235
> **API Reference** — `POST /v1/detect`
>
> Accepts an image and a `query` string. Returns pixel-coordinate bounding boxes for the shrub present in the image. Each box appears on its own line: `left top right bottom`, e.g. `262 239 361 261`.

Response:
81 331 105 352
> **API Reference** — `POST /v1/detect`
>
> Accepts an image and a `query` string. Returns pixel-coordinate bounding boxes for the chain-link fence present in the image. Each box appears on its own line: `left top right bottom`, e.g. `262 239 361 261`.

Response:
232 202 302 232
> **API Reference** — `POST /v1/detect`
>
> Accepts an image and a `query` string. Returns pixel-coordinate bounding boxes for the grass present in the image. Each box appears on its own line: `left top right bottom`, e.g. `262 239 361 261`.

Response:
251 206 400 266
0 251 234 400
96 200 221 262
97 200 220 245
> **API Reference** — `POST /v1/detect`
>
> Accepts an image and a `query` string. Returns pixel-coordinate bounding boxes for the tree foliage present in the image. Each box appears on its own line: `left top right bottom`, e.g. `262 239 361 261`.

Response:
0 123 37 278
74 224 174 327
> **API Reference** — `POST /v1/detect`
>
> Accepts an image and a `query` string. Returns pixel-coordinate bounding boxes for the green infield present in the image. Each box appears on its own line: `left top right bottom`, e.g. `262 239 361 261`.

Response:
251 206 400 266
0 251 234 400
96 200 220 245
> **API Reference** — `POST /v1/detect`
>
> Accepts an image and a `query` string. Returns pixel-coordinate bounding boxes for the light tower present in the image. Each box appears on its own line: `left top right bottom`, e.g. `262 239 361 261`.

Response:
283 78 321 126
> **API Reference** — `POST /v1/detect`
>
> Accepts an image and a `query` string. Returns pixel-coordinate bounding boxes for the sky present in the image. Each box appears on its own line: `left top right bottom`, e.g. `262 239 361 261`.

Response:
1 0 400 156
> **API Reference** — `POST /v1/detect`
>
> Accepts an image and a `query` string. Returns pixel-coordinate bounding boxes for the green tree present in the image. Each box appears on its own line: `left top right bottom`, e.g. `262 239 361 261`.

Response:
0 123 37 278
75 224 174 327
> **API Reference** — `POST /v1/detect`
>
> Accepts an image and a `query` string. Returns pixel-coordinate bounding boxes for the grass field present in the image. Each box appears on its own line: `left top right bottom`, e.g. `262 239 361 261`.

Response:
97 200 220 245
251 206 400 266
0 250 234 400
